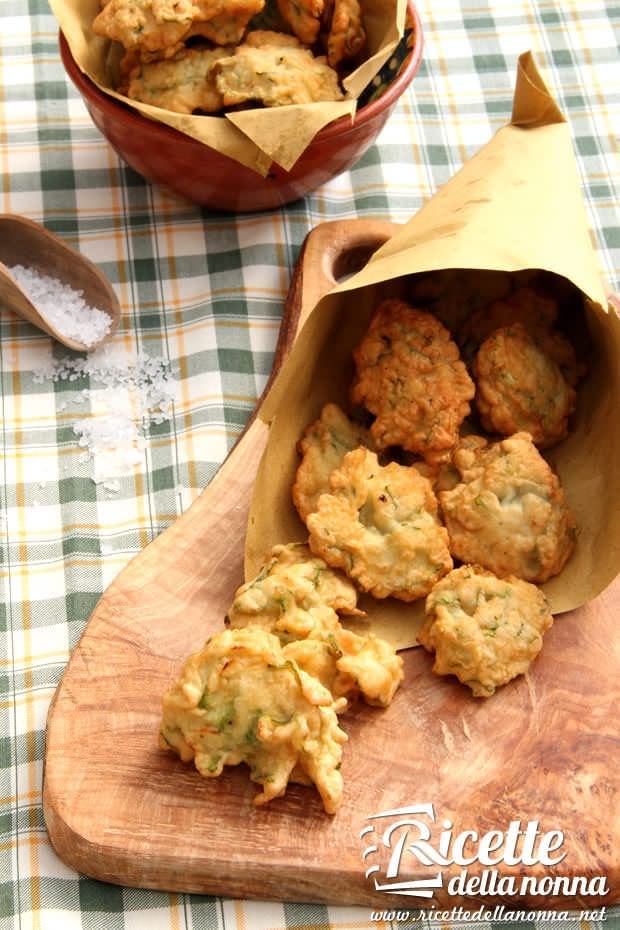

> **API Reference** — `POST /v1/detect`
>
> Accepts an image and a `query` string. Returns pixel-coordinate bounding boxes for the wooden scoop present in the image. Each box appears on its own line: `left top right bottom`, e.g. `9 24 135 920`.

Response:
0 214 120 351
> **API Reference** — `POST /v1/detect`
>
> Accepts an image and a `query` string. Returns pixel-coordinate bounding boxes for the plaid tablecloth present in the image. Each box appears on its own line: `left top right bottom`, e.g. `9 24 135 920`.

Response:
1 0 619 928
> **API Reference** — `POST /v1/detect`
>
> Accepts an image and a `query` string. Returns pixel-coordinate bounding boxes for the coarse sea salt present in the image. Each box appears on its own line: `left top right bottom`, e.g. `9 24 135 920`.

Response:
10 264 112 348
33 345 178 482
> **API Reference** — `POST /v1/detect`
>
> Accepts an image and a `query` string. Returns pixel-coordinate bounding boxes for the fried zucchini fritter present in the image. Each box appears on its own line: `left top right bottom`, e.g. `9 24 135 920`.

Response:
292 403 373 522
327 627 403 707
473 323 576 448
276 0 324 45
307 448 453 600
351 300 475 463
323 0 365 66
228 542 361 643
94 0 197 54
419 565 553 697
120 46 229 113
214 44 343 106
439 432 577 583
283 630 403 708
94 0 264 53
160 627 347 813
228 544 403 707
459 285 583 386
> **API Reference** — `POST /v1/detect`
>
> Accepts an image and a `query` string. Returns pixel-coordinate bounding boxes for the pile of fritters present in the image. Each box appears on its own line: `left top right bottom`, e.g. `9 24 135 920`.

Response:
94 0 367 113
290 273 585 697
161 271 587 813
161 542 403 812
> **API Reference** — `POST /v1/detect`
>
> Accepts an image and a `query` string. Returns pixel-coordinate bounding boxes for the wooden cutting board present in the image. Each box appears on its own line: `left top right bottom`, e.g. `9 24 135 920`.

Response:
43 220 620 910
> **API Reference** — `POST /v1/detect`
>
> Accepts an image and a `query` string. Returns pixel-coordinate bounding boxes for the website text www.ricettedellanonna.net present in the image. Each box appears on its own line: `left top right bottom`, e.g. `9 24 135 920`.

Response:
370 905 608 923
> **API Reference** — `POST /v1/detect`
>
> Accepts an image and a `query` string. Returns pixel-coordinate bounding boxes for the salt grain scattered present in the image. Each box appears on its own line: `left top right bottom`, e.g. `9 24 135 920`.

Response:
33 345 177 482
74 413 137 451
10 265 112 348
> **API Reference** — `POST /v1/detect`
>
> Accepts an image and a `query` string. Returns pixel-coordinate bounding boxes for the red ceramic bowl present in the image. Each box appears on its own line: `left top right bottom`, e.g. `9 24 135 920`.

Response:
60 7 422 212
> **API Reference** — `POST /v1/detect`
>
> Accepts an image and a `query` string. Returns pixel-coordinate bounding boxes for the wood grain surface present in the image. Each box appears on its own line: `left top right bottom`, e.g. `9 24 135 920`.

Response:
43 220 620 909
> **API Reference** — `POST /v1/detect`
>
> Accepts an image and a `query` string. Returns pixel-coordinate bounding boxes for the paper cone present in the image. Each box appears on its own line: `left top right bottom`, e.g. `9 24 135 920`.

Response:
247 51 620 649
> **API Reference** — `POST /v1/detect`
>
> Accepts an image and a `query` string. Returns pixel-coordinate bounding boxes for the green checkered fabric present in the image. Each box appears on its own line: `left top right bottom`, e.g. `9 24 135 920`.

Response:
1 0 619 928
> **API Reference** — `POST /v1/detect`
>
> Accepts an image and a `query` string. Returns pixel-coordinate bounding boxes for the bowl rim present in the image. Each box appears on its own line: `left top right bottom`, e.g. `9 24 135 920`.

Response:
59 1 423 148
319 3 424 139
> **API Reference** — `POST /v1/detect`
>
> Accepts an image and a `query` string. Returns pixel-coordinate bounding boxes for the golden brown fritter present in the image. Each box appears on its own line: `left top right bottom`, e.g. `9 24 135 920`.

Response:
351 299 475 463
459 285 583 386
276 0 324 45
283 630 403 708
160 627 347 813
228 544 403 708
473 323 576 448
292 404 373 523
196 0 270 34
227 542 361 644
94 0 197 54
94 0 264 54
462 285 583 387
324 0 365 66
419 565 553 697
307 448 453 600
329 627 403 707
214 44 343 106
120 45 229 113
439 432 577 583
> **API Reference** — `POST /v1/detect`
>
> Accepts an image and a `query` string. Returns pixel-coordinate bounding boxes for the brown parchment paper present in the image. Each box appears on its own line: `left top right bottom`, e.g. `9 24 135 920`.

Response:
50 0 405 174
246 51 620 650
